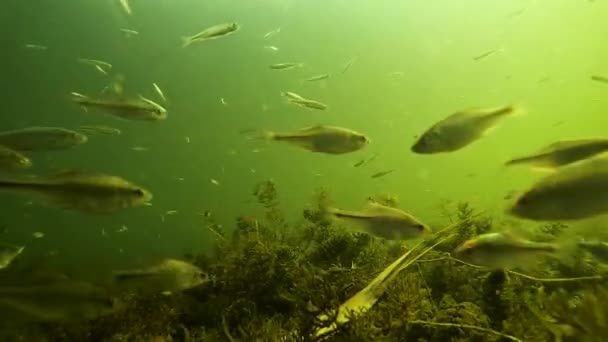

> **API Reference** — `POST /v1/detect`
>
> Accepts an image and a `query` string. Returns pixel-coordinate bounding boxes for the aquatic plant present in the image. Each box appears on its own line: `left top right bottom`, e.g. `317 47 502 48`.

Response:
33 180 608 341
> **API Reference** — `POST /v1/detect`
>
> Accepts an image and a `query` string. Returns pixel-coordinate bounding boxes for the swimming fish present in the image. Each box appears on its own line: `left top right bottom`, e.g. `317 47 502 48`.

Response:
0 278 119 323
325 202 430 240
591 75 608 84
0 127 87 151
263 27 281 39
341 57 357 74
303 74 330 82
0 171 152 214
280 91 305 101
261 125 369 154
182 22 239 47
287 98 328 110
71 92 167 121
453 232 565 270
505 138 608 169
508 156 608 220
269 63 303 70
371 169 396 179
111 259 207 295
412 105 517 154
77 125 122 136
0 146 32 169
152 82 167 103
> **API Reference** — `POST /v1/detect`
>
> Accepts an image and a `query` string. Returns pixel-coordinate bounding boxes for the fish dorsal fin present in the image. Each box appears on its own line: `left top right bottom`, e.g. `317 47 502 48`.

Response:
362 202 398 216
299 124 326 132
539 139 602 153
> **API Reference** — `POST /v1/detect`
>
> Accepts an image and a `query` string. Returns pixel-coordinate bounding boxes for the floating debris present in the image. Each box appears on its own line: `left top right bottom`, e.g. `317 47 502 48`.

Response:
32 232 45 239
210 179 220 186
118 0 132 15
116 225 128 233
131 146 149 151
220 98 228 106
0 244 24 269
165 210 178 215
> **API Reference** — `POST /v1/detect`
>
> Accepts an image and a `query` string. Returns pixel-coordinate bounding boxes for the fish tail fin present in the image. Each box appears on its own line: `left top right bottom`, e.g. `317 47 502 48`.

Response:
504 155 536 167
181 37 191 48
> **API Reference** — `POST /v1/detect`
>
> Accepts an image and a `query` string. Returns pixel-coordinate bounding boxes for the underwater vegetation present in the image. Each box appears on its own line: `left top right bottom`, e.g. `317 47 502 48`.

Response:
8 180 608 342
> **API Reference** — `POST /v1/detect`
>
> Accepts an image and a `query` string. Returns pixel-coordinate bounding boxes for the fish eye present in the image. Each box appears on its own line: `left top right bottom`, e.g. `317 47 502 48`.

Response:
414 224 425 230
133 189 145 197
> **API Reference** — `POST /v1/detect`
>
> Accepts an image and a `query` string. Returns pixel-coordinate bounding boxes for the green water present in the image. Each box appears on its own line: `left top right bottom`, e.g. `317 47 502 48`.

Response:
1 0 606 286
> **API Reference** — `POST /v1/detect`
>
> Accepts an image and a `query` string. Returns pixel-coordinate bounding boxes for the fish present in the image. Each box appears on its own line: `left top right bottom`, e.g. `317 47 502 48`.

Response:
341 57 357 74
303 74 330 82
411 105 517 154
287 98 328 110
32 232 44 239
78 58 112 71
264 45 279 51
453 232 567 270
269 63 303 70
508 156 608 220
578 240 608 263
24 44 47 51
152 82 167 103
0 145 32 169
371 169 396 179
120 28 139 38
110 258 207 295
118 0 132 15
71 92 167 121
261 125 369 154
591 75 608 84
325 202 430 240
263 27 281 39
353 159 366 167
0 170 152 214
0 127 88 152
182 22 239 47
0 244 24 269
473 49 498 61
0 278 119 323
77 125 122 136
210 179 220 186
505 138 608 169
280 91 305 101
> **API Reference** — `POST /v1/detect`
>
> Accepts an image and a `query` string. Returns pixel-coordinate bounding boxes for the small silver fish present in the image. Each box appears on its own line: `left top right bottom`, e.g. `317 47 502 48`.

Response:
120 28 139 38
341 57 357 74
264 45 279 51
288 98 328 110
263 27 281 39
24 44 47 51
280 91 305 101
269 63 303 70
152 82 167 103
182 22 239 47
77 125 122 136
303 74 330 82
